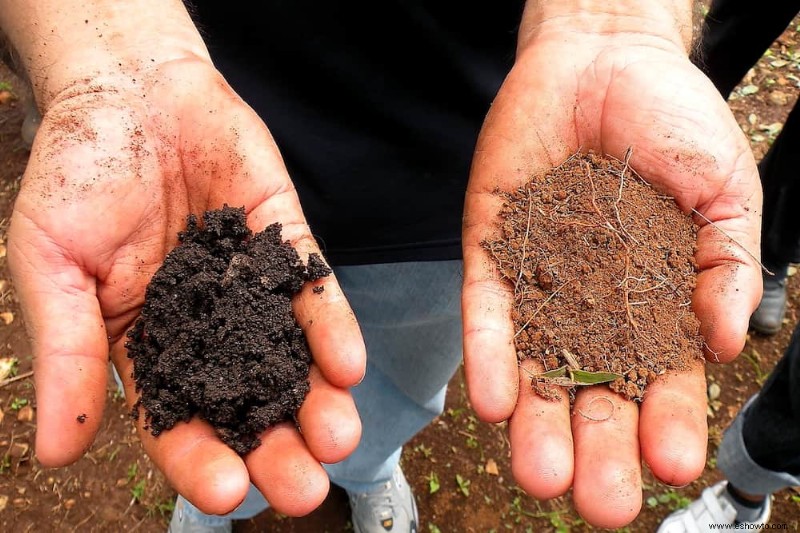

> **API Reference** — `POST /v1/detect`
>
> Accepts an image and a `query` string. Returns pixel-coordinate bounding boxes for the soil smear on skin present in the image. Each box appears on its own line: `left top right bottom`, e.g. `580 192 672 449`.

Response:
483 151 704 401
126 205 330 455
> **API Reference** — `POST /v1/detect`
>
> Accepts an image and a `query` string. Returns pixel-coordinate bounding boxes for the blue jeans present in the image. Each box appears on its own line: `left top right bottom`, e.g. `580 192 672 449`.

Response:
180 259 464 523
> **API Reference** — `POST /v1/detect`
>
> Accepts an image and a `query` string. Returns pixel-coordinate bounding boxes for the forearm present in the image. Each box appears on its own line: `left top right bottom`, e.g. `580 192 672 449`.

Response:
519 0 694 54
0 0 210 108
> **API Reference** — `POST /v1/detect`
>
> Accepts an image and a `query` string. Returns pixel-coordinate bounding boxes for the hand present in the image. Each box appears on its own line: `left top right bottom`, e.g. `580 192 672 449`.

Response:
462 8 762 528
8 59 366 516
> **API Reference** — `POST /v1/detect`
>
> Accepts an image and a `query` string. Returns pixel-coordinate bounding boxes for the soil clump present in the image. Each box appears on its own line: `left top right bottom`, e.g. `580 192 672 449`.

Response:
126 205 330 455
483 151 704 401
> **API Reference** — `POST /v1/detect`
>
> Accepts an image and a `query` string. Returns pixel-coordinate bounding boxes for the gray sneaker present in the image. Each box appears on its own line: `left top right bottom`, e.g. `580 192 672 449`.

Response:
657 481 771 532
168 496 232 533
348 466 419 533
750 274 787 335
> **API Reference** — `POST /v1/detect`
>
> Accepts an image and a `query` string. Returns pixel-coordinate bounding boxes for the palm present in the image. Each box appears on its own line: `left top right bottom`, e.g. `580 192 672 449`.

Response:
463 41 762 528
9 60 365 516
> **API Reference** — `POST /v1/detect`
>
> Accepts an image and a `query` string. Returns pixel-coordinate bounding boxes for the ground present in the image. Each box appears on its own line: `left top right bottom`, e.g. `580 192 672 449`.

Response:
2 22 800 533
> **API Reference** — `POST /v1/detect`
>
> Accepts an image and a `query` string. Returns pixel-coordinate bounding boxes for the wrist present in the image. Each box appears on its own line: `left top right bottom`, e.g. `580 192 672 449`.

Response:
0 0 211 110
518 0 694 55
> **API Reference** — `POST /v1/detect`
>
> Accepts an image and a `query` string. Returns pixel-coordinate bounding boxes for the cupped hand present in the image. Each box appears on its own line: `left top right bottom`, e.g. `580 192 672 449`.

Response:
462 27 762 528
7 59 365 517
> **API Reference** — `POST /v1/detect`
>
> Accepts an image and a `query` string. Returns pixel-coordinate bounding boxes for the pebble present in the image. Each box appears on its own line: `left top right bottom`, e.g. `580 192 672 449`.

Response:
768 90 791 106
708 382 721 401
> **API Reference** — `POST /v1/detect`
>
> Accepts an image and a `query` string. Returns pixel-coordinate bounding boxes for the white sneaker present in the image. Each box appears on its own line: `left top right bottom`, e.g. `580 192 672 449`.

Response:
658 481 771 532
348 466 419 533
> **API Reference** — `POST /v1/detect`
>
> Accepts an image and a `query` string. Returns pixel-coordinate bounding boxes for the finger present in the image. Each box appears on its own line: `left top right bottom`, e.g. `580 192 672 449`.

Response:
7 213 109 467
169 74 366 388
111 346 251 516
693 219 763 362
509 360 573 499
461 64 579 422
460 249 519 422
297 366 361 464
572 388 641 529
640 361 707 487
461 160 521 422
289 240 366 388
245 423 330 517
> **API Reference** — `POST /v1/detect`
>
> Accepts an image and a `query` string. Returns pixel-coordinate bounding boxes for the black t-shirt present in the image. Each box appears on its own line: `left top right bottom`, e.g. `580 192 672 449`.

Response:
190 1 523 265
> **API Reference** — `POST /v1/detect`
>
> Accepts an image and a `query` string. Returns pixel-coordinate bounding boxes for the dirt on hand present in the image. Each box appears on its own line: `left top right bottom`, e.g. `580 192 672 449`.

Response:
483 151 704 401
125 205 330 455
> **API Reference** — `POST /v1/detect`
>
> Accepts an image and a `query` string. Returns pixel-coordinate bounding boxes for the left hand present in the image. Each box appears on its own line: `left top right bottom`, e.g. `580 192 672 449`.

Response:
461 8 762 528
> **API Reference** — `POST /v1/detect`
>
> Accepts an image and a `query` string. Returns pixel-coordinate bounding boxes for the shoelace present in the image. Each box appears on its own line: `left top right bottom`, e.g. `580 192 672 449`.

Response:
355 480 396 521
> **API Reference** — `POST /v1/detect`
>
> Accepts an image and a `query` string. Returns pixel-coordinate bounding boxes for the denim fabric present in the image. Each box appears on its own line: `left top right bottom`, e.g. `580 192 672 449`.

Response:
180 259 464 521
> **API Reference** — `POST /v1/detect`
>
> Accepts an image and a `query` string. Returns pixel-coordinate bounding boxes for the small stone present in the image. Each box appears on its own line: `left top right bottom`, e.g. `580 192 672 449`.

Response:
0 357 18 381
768 90 790 106
485 458 499 476
708 383 721 401
0 494 7 512
64 498 76 510
788 265 797 277
0 312 13 325
17 405 34 422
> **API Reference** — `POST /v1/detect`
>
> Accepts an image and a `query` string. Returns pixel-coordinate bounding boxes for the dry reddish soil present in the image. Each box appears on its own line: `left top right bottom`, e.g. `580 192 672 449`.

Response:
2 21 800 533
483 152 702 403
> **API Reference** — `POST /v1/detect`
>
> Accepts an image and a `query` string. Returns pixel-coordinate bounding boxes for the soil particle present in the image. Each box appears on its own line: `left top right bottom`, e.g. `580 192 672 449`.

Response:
483 151 704 401
126 205 330 455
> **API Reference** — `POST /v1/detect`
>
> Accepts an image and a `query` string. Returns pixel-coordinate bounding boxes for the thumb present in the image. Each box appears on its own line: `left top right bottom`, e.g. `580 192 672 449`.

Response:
8 211 109 466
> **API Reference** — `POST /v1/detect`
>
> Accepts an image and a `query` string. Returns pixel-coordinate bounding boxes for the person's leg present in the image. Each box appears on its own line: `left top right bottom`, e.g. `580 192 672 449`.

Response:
728 323 800 479
325 260 463 491
749 101 800 334
694 0 800 98
658 324 800 531
170 259 463 530
758 102 800 270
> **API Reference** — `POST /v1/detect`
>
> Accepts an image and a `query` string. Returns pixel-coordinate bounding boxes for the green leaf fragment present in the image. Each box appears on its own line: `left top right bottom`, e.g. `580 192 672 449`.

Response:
533 365 622 386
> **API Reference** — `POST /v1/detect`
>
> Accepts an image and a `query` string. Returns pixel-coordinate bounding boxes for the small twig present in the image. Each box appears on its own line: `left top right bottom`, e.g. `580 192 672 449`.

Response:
515 188 534 296
0 370 33 389
514 279 572 337
617 147 632 204
691 208 773 275
562 349 580 370
71 511 96 532
128 516 147 533
621 255 639 333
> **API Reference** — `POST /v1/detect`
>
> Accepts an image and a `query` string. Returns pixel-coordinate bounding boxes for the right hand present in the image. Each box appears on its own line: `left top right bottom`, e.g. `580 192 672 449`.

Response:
8 58 366 516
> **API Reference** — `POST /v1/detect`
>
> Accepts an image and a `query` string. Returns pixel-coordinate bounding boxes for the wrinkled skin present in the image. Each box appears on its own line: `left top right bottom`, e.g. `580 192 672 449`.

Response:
8 60 367 517
462 34 762 528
